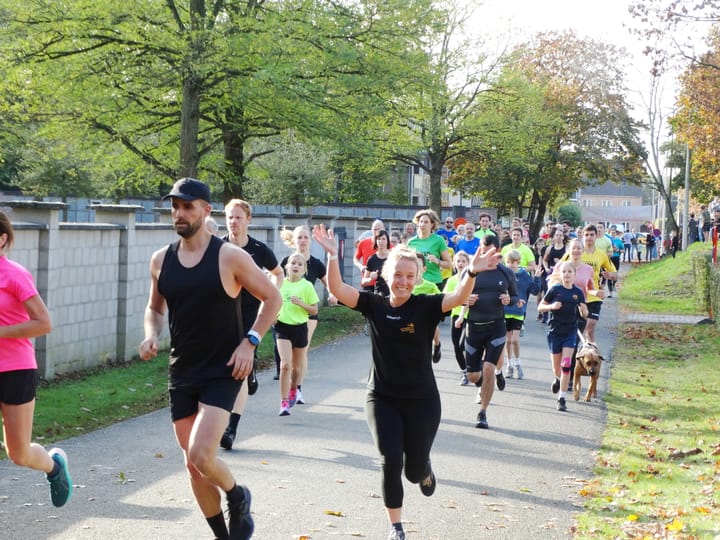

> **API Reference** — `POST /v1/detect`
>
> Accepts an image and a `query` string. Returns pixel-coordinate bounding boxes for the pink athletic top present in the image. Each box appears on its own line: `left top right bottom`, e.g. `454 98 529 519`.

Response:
0 255 39 372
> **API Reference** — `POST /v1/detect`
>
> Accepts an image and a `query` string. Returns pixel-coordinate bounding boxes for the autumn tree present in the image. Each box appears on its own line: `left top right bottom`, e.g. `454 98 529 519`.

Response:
672 29 720 200
449 31 646 236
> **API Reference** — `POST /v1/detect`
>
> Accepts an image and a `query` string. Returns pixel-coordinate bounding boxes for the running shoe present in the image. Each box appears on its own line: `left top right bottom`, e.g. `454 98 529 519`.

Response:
47 448 73 507
227 485 254 540
475 388 482 404
288 388 297 408
459 372 469 386
295 389 305 405
506 364 514 379
475 410 489 429
220 429 235 451
557 397 568 412
432 343 442 363
278 401 291 416
495 371 506 391
419 465 436 496
551 377 560 394
387 528 406 540
516 364 524 380
247 358 258 395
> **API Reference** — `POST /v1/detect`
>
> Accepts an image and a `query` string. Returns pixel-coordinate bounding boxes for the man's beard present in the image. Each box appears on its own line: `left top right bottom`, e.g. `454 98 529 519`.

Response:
174 219 202 238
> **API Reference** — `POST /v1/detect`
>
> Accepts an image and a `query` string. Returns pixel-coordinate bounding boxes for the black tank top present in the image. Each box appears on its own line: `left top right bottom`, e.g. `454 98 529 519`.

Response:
158 236 241 381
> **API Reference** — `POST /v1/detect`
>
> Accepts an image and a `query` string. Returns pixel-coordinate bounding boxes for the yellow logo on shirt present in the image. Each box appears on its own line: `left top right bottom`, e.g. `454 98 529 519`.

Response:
400 322 415 334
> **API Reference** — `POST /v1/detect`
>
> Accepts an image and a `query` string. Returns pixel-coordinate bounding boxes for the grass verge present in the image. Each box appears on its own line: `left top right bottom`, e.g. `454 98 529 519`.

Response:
28 305 364 446
618 244 706 315
574 248 720 539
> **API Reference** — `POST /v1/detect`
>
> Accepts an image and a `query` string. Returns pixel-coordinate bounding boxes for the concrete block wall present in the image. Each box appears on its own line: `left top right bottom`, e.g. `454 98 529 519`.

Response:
3 201 377 379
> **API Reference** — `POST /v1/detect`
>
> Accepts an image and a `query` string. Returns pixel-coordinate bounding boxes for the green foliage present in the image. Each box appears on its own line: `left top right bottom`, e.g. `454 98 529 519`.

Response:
450 32 646 234
0 0 439 202
556 203 582 227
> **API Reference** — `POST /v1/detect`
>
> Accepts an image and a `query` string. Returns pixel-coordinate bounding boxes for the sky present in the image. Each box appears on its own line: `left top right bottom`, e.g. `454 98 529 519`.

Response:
471 0 658 105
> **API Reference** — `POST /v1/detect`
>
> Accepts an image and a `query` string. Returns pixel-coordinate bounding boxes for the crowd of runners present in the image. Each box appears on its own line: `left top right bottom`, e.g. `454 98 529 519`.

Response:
2 179 625 540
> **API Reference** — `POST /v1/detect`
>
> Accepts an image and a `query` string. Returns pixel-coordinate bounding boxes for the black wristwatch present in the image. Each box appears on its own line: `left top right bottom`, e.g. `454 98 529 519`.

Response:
467 269 478 278
246 330 261 347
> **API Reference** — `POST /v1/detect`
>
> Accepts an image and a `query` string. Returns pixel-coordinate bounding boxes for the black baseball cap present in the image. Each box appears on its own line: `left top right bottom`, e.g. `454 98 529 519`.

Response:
162 178 211 203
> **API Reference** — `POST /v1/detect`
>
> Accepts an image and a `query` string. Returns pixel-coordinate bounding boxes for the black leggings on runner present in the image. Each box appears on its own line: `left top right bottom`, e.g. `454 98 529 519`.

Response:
365 392 441 509
450 315 467 371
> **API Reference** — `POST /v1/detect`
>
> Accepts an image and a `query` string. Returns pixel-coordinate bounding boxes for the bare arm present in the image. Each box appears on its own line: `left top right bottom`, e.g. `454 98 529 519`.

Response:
139 248 168 361
268 264 284 290
441 246 501 312
313 225 360 309
0 295 52 339
223 244 283 379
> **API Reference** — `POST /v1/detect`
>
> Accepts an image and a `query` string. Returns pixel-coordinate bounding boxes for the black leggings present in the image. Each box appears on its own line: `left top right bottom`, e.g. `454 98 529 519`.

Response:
450 315 466 371
366 392 441 509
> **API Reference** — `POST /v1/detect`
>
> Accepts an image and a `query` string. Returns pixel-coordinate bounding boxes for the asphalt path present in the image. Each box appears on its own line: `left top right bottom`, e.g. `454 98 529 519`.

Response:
0 294 617 539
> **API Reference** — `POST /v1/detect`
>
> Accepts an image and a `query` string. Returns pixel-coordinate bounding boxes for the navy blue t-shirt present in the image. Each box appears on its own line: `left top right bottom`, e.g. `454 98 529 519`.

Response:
543 284 586 337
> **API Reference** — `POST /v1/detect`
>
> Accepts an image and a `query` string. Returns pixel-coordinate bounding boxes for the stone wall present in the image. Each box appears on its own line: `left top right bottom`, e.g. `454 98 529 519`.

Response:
2 201 412 378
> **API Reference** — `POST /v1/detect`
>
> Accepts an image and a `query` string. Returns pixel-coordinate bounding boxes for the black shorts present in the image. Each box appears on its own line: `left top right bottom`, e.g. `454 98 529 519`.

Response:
587 301 602 321
0 369 39 405
169 377 242 422
505 318 523 332
464 318 506 371
274 321 309 348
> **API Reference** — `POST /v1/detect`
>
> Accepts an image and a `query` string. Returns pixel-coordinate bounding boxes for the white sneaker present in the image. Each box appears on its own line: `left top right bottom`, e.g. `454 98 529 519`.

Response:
475 389 482 404
296 389 305 405
516 364 524 380
506 364 514 379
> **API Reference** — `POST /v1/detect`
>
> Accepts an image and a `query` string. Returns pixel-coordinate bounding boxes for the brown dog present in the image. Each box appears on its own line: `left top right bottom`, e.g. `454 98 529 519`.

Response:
573 340 603 402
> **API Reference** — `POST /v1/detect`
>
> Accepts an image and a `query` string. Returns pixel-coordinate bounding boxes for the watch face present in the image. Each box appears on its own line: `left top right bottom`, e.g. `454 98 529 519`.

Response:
248 335 260 346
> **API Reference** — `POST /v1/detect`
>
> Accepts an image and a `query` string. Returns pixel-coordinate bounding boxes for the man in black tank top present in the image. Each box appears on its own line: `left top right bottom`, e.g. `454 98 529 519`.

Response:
139 178 281 540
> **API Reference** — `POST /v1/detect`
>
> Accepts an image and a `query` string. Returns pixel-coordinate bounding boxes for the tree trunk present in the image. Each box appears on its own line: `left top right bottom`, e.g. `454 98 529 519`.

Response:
222 126 246 202
428 151 444 215
179 75 200 178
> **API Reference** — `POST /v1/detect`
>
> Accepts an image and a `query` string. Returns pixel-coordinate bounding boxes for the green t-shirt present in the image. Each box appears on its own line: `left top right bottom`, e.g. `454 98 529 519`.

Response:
407 234 448 284
278 278 320 325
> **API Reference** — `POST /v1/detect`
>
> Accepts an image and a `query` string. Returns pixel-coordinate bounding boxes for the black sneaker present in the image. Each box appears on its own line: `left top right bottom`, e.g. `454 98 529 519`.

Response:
387 528 406 540
273 372 280 380
227 485 253 540
220 429 235 451
432 343 441 363
247 358 258 395
475 410 489 429
551 377 560 394
419 466 436 496
495 371 506 391
557 397 567 412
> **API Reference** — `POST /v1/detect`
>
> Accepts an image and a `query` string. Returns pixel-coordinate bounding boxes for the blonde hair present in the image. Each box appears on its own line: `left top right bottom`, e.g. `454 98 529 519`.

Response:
381 245 422 284
505 249 521 263
280 225 310 249
453 250 470 271
224 199 252 217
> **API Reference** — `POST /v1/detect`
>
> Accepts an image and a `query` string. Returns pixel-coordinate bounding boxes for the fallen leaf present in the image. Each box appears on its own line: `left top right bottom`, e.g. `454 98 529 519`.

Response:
324 510 345 517
665 517 684 532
